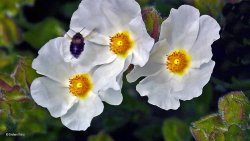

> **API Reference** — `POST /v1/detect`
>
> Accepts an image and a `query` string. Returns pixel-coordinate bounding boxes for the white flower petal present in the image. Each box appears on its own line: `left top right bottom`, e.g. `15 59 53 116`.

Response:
74 42 116 72
98 65 124 105
99 88 123 106
61 93 104 131
69 0 102 36
159 5 200 50
136 70 180 110
147 93 180 110
70 0 141 39
60 36 73 63
32 37 75 84
30 77 77 118
129 14 155 67
101 0 141 29
173 61 215 100
190 15 220 68
126 39 168 82
92 55 131 91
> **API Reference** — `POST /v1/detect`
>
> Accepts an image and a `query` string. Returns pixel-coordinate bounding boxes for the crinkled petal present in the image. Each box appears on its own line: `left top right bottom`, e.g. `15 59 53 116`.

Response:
159 5 200 50
96 55 131 105
70 0 141 39
127 39 168 82
136 70 180 110
32 37 75 85
129 15 154 67
172 61 215 100
74 42 116 72
69 0 102 36
60 36 73 63
92 55 131 92
99 89 123 106
30 77 77 118
61 93 104 131
189 15 220 68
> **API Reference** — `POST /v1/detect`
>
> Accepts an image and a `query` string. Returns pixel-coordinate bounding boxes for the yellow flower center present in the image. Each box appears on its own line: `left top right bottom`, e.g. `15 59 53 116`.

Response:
69 74 93 99
110 31 134 58
166 49 190 75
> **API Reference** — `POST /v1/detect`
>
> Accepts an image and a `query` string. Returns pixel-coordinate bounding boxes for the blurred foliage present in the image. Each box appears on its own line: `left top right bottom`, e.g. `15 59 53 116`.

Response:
24 18 64 49
190 91 250 141
87 132 114 141
193 0 224 20
162 118 191 141
0 0 249 141
0 0 35 48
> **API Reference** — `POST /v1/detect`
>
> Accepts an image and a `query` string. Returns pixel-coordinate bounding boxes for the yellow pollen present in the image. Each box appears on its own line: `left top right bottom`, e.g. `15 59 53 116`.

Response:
166 49 191 75
76 83 82 88
110 31 134 58
174 59 180 65
69 74 93 99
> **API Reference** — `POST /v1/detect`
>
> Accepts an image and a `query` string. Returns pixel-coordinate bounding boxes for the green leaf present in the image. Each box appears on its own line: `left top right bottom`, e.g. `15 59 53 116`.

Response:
190 128 209 141
191 114 227 138
209 128 225 141
87 132 114 141
218 91 250 128
0 16 21 48
0 103 9 133
162 118 191 141
24 18 64 49
11 57 39 93
0 73 15 91
194 0 224 20
0 0 35 17
224 125 244 141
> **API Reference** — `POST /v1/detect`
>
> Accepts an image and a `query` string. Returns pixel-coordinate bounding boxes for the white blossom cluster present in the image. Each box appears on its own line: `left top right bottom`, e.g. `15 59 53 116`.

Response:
30 0 220 131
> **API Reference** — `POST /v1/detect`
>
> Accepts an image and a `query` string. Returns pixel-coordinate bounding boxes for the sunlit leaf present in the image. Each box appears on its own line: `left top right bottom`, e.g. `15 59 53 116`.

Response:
11 57 39 93
0 16 21 48
218 91 250 128
190 114 227 138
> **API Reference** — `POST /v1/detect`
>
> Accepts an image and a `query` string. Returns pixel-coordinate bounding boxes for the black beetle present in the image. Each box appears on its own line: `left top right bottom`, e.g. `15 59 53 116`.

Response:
70 32 85 58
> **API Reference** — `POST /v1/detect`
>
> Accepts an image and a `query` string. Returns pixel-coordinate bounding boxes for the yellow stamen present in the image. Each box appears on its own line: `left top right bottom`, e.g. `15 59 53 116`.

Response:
110 31 134 58
69 74 93 99
166 49 191 75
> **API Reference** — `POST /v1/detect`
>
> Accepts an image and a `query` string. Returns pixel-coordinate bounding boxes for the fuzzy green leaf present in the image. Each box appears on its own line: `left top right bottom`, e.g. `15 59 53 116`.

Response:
0 16 21 48
11 57 39 93
218 91 250 128
191 114 227 138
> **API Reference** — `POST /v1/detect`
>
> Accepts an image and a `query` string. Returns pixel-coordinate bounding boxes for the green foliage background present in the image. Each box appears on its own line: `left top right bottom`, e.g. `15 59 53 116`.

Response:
0 0 249 141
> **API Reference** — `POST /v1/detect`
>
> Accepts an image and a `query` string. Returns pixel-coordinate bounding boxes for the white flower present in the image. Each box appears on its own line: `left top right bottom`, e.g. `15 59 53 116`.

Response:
30 37 123 131
127 5 220 110
68 0 154 91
